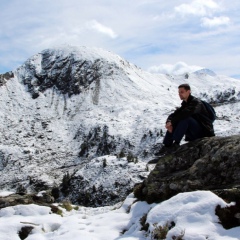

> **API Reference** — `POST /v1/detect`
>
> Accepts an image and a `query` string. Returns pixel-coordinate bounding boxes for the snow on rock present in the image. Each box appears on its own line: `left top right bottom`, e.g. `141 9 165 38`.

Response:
144 191 240 240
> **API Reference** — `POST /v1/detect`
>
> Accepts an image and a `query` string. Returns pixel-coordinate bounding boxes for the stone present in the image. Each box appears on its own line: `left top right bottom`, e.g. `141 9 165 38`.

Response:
134 135 240 204
0 192 55 209
18 226 34 240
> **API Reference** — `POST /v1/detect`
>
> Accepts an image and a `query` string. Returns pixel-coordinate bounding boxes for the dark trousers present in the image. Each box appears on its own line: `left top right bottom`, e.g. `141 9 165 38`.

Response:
163 117 204 146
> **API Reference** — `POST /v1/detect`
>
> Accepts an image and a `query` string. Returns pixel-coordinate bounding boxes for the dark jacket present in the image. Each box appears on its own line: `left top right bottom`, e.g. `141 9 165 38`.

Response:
167 95 215 137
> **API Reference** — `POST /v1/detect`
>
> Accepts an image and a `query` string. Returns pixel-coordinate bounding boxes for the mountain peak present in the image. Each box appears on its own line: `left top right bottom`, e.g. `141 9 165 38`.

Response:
15 45 132 98
193 68 216 76
41 45 126 64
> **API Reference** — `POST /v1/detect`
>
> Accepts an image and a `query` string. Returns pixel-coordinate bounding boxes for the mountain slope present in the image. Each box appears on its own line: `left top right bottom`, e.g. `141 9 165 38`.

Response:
0 45 240 205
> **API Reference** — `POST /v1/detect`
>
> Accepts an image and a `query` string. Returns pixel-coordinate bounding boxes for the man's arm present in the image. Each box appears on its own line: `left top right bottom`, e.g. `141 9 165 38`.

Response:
165 107 183 132
170 98 201 126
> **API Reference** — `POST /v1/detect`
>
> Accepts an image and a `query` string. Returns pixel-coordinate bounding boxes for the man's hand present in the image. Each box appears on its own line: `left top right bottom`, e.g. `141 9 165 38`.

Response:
165 121 173 133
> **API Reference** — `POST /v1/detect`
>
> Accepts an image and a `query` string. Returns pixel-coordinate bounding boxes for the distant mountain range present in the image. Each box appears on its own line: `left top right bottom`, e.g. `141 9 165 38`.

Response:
0 46 240 206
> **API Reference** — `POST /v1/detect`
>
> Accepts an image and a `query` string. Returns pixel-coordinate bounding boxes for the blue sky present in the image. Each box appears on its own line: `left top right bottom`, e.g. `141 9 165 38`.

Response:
0 0 239 78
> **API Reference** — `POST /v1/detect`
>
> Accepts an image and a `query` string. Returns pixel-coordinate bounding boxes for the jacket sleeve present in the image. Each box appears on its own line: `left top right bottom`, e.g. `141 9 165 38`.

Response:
170 98 202 127
166 107 181 123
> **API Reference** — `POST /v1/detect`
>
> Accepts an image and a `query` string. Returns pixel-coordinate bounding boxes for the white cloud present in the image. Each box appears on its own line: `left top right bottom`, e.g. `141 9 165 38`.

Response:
0 0 239 77
175 0 220 16
148 62 203 75
201 16 230 28
86 20 118 39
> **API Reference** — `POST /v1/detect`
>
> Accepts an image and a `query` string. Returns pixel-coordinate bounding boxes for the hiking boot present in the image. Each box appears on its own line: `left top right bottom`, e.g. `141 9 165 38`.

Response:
169 142 180 152
148 143 180 164
155 142 180 156
148 156 161 164
155 146 168 155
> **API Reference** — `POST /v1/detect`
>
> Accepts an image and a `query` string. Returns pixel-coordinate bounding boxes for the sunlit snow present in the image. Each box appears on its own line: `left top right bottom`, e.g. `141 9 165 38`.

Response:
0 191 239 239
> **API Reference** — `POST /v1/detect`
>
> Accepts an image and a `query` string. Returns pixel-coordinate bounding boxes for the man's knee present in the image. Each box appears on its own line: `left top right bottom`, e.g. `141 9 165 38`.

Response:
178 117 194 125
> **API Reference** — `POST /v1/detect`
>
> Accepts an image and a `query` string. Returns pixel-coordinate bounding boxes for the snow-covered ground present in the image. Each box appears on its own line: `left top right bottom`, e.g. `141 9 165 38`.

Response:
0 191 239 240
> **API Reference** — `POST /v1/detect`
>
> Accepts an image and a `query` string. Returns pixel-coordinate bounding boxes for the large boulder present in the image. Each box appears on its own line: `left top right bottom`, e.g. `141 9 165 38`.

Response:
134 135 240 203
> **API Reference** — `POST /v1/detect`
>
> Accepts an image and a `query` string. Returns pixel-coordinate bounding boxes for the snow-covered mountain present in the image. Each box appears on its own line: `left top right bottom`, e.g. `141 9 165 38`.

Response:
193 68 217 76
0 45 240 206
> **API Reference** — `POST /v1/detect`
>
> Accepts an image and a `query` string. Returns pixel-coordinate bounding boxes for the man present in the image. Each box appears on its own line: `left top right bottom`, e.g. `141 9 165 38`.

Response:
159 83 215 153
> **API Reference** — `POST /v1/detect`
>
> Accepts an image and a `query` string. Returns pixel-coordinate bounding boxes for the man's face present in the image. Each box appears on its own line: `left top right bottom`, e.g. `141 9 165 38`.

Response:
178 87 191 101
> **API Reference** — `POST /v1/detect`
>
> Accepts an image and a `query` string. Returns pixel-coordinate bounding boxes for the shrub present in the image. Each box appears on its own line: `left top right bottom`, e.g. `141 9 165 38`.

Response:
56 208 63 216
103 158 107 168
151 222 176 240
118 149 125 158
73 206 79 210
160 129 163 137
60 201 73 211
51 205 63 216
140 213 149 232
127 152 138 163
79 142 88 157
151 223 169 239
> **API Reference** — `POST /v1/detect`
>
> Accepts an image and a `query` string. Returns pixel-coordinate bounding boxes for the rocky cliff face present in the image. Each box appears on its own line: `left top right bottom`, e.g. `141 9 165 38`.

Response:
134 135 240 204
17 48 113 99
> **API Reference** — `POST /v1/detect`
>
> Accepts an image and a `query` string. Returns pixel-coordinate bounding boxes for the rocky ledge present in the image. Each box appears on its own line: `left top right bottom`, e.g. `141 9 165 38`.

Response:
134 135 240 203
134 135 240 229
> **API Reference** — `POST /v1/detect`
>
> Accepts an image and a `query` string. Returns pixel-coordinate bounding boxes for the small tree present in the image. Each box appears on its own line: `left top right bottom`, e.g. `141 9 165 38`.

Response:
160 129 163 137
118 149 125 158
62 172 71 194
103 158 107 168
127 153 138 163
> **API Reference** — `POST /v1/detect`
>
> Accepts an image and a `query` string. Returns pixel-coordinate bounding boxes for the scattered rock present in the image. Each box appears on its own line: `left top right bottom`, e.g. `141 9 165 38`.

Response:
215 201 240 229
18 226 34 240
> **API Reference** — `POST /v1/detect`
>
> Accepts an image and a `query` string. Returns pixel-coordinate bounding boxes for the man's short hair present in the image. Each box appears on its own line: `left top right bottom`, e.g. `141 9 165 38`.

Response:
178 84 191 91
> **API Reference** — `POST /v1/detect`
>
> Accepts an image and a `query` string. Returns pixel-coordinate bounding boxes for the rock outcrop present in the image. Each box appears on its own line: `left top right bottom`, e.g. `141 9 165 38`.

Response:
17 49 103 99
0 71 14 86
134 135 240 204
0 192 55 209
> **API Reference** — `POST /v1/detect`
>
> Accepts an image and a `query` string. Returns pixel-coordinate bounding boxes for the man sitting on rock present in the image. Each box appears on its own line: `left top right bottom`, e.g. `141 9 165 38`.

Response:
158 83 215 154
